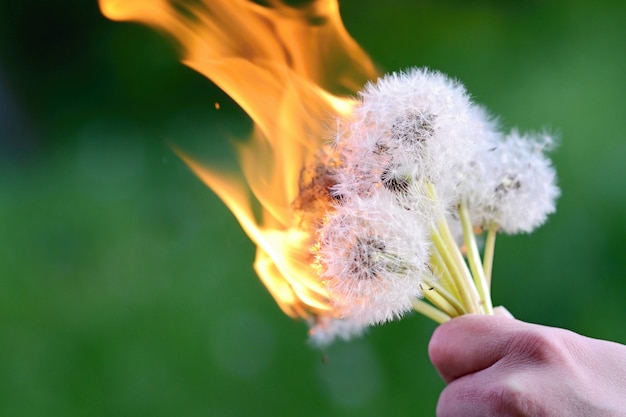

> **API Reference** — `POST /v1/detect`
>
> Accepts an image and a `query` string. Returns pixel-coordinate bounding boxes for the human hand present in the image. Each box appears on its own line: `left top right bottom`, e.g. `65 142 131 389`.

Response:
428 314 626 416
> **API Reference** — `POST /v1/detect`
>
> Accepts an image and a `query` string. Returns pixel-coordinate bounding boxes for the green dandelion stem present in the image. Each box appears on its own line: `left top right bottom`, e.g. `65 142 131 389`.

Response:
424 182 481 314
429 250 462 302
430 223 479 314
423 277 466 316
420 283 460 317
458 202 494 315
411 298 451 324
482 223 498 290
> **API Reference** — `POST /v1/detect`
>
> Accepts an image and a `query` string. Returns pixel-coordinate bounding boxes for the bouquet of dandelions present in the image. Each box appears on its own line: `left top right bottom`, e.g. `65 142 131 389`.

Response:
296 68 559 346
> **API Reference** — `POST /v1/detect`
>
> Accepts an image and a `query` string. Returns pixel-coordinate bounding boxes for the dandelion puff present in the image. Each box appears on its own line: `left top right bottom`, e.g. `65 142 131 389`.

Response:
438 104 502 205
465 130 560 234
314 194 430 325
335 68 480 189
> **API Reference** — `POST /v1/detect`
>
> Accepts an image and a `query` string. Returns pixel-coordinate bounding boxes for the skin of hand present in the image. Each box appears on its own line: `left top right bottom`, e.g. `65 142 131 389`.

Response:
428 314 626 417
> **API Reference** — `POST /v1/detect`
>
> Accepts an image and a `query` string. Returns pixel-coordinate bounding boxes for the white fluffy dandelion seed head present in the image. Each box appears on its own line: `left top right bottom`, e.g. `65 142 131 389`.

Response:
330 68 507 224
315 195 431 325
335 68 481 188
438 104 502 204
464 130 560 234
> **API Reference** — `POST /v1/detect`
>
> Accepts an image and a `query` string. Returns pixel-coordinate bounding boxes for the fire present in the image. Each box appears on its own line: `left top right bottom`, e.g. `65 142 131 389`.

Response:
99 0 379 319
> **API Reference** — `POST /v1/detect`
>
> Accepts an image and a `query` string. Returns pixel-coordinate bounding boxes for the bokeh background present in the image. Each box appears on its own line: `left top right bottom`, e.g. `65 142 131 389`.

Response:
1 0 625 416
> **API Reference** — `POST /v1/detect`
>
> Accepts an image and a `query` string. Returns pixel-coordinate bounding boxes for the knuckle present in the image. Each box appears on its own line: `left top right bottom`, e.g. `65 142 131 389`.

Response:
489 376 547 417
509 328 572 366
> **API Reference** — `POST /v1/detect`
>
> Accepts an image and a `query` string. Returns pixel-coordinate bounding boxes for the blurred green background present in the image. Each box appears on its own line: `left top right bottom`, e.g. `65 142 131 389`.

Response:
1 0 625 416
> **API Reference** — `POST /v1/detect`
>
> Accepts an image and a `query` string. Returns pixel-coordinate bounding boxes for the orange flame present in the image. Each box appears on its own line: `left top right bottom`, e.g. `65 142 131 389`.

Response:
99 0 378 319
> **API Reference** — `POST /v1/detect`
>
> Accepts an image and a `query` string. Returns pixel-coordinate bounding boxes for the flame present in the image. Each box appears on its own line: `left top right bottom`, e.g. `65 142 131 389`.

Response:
99 0 378 319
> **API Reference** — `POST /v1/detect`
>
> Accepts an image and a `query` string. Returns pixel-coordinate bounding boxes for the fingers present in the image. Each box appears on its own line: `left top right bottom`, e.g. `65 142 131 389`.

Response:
435 374 498 417
435 371 549 417
428 314 518 383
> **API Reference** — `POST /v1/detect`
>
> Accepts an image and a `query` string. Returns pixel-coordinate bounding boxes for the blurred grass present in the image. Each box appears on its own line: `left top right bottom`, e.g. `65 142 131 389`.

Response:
1 1 626 416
